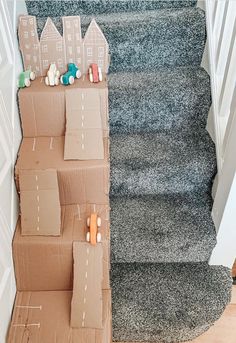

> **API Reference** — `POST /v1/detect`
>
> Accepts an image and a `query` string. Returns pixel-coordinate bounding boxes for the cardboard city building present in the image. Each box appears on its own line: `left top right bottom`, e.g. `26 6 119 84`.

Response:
18 15 109 76
8 14 111 342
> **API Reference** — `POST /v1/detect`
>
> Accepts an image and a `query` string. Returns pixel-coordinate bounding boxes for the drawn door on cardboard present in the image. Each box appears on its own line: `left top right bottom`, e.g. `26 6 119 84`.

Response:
0 1 26 341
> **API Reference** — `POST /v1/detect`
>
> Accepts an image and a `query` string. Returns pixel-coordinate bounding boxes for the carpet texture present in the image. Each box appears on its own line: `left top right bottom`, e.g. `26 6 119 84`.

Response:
110 193 216 263
26 0 197 16
26 1 232 342
35 7 206 72
108 67 211 134
111 263 232 342
110 131 216 197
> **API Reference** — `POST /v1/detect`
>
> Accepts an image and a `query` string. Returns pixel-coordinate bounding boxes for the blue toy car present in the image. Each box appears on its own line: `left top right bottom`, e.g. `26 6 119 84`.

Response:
60 63 82 85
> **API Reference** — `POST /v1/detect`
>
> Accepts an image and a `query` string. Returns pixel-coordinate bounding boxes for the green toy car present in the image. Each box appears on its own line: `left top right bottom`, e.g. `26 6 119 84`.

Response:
60 63 81 85
18 69 36 88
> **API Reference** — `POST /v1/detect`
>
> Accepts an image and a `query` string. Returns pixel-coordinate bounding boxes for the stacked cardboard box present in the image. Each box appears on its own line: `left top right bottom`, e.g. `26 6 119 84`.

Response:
8 16 111 342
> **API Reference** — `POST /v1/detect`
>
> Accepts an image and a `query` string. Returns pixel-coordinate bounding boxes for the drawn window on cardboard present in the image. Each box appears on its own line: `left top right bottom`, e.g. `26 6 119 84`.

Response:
64 88 104 160
42 59 49 68
87 47 92 57
19 169 61 236
42 44 48 53
98 60 104 68
98 47 104 57
56 41 63 51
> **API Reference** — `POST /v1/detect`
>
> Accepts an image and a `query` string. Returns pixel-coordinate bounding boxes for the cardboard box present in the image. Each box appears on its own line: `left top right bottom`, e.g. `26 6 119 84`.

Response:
18 77 109 138
7 289 111 343
71 242 103 329
13 204 110 291
19 169 61 236
15 135 109 205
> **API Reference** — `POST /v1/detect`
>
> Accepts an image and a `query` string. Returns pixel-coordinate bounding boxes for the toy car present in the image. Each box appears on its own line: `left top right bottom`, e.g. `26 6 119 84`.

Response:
18 69 36 88
60 63 81 85
88 63 102 83
45 63 60 86
86 213 102 245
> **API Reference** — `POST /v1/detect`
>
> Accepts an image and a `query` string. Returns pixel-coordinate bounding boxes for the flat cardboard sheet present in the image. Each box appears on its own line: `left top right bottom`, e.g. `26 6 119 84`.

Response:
13 205 110 291
71 242 103 329
7 290 111 343
64 88 104 160
19 169 61 236
15 136 109 205
18 76 109 138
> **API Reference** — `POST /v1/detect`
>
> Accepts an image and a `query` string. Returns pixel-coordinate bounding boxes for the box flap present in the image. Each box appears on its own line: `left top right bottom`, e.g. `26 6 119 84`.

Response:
64 89 104 160
71 242 103 329
19 169 61 236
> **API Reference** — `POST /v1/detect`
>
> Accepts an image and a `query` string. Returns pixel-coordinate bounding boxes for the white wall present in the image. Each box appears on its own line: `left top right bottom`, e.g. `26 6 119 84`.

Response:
0 1 26 341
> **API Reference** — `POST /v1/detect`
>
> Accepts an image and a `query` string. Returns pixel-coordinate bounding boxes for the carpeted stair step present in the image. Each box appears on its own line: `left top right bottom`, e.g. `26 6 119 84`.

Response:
110 131 216 197
110 192 216 263
26 0 197 17
111 262 232 342
35 7 206 72
109 67 211 134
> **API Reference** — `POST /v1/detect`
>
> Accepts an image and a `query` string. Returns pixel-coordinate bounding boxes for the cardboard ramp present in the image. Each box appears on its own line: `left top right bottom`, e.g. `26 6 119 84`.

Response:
19 169 61 236
64 88 104 160
15 136 109 205
71 242 103 329
13 204 110 291
7 290 111 343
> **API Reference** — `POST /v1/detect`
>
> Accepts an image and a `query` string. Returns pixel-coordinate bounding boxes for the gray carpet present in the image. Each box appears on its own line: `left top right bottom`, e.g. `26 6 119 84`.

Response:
108 67 211 134
26 0 197 16
110 193 216 263
34 7 206 72
111 263 232 342
26 1 232 342
110 131 216 197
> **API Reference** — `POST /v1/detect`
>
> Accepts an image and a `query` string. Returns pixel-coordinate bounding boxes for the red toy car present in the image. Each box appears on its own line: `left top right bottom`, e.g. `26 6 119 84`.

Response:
88 63 102 83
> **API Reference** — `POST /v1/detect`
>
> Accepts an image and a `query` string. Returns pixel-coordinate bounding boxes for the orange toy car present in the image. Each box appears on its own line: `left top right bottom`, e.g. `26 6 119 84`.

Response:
86 213 102 245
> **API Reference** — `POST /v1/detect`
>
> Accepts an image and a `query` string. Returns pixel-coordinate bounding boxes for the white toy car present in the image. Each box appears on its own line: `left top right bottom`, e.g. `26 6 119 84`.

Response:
45 63 60 86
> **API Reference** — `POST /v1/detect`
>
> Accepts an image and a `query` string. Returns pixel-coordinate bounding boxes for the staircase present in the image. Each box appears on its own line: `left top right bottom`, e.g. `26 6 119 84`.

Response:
26 0 232 342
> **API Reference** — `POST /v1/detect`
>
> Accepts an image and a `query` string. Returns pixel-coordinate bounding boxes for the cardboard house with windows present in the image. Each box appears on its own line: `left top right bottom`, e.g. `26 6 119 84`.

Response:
63 16 83 67
18 15 109 76
83 19 109 74
40 18 65 75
